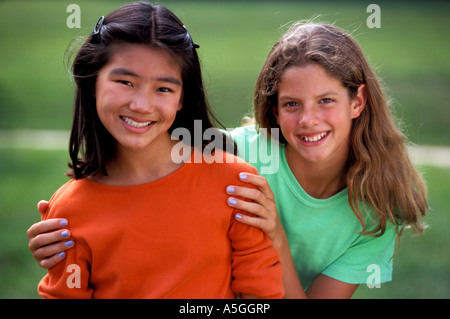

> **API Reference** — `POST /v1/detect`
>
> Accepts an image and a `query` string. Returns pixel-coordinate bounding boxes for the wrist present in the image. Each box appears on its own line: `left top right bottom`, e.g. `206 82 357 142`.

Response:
271 228 288 253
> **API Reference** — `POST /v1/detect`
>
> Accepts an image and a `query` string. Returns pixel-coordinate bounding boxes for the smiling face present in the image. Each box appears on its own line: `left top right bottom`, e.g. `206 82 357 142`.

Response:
95 44 183 154
274 63 366 166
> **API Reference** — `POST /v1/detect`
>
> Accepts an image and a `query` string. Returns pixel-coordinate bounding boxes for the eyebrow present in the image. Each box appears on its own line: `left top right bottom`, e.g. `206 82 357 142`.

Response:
109 68 182 86
278 91 339 100
110 68 138 77
158 76 182 86
317 91 339 98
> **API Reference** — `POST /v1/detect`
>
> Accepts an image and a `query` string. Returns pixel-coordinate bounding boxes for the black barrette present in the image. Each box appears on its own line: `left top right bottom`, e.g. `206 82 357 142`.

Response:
183 25 200 49
93 16 105 35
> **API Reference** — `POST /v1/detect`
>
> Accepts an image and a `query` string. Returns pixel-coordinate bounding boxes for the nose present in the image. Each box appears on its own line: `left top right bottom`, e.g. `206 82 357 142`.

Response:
129 89 155 114
298 105 319 127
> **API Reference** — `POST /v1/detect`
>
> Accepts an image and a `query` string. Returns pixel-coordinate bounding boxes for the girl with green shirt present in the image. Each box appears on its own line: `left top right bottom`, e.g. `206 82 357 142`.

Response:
27 23 428 298
224 23 427 298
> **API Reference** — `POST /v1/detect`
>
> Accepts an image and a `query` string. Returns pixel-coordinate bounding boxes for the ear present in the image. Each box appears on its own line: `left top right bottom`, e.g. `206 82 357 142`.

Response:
273 106 280 124
351 84 367 119
177 92 184 111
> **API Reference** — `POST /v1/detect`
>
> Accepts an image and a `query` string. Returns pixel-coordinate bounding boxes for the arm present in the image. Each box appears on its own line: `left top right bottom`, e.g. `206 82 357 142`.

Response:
226 168 284 299
227 172 359 299
37 200 93 298
27 200 74 269
228 211 284 299
38 234 93 298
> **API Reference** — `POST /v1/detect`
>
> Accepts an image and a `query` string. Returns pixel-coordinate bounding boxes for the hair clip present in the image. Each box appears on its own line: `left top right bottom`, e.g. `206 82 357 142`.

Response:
93 16 105 35
183 25 200 49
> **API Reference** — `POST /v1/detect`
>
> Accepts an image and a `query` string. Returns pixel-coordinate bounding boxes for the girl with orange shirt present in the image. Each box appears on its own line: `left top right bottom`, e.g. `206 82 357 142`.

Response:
33 1 283 299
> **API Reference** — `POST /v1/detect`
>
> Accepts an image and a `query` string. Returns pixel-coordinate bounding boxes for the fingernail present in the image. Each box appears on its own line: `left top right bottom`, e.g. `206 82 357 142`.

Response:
228 198 237 206
239 173 247 180
58 252 66 258
60 219 68 227
65 240 73 247
61 230 69 238
226 186 235 194
235 213 242 220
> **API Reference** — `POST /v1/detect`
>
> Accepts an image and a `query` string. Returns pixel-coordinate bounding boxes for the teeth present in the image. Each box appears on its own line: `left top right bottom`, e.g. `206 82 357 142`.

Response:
121 116 152 128
300 132 327 142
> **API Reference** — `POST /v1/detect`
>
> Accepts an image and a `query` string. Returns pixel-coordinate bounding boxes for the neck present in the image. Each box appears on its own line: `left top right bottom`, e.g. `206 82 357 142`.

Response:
285 145 347 199
93 133 185 186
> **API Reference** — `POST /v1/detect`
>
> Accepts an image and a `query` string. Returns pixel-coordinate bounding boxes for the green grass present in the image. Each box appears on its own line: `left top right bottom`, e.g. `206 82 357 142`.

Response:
0 0 449 298
0 149 69 298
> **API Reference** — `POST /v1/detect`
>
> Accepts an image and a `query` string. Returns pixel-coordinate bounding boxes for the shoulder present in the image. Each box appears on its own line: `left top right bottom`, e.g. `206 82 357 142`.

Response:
43 178 90 218
56 177 92 194
195 147 258 177
205 148 257 172
225 126 282 175
226 125 259 142
48 179 83 201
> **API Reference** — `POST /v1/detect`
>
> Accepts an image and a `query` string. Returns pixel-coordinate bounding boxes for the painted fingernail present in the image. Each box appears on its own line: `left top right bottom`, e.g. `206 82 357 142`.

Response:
235 213 242 220
65 240 73 247
239 173 247 180
228 198 237 206
60 219 68 227
61 230 69 238
58 252 66 258
226 186 235 194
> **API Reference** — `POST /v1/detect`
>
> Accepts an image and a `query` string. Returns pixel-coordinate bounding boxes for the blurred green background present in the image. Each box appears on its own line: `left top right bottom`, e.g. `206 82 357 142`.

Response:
0 0 448 299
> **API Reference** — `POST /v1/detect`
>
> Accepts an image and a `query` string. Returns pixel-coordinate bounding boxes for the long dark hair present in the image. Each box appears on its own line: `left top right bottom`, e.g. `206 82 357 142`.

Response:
67 1 234 179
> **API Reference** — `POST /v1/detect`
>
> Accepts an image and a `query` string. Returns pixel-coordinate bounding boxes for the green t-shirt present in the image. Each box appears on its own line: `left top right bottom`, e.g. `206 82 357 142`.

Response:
227 125 396 289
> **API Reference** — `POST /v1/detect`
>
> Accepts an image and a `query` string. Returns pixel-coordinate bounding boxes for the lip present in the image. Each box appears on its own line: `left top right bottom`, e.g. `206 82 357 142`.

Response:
120 115 155 133
296 131 330 146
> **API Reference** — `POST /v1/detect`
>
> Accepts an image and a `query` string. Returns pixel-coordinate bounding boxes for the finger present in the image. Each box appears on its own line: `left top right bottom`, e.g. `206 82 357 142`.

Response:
237 173 274 199
39 254 64 269
227 197 268 219
34 238 74 263
29 227 71 253
37 200 49 214
27 219 68 240
38 249 73 269
235 212 264 228
226 185 266 204
234 212 275 239
226 185 277 215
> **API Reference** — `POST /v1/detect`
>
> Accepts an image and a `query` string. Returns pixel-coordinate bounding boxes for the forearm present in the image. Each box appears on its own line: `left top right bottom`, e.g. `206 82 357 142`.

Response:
273 231 360 298
272 230 307 299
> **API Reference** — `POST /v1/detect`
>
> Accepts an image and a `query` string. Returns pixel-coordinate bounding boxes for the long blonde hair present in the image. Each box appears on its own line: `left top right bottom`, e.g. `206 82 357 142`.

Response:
254 22 428 236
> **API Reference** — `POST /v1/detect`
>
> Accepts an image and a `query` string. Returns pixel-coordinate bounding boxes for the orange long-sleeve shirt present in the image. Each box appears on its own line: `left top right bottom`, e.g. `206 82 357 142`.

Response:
38 149 284 298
